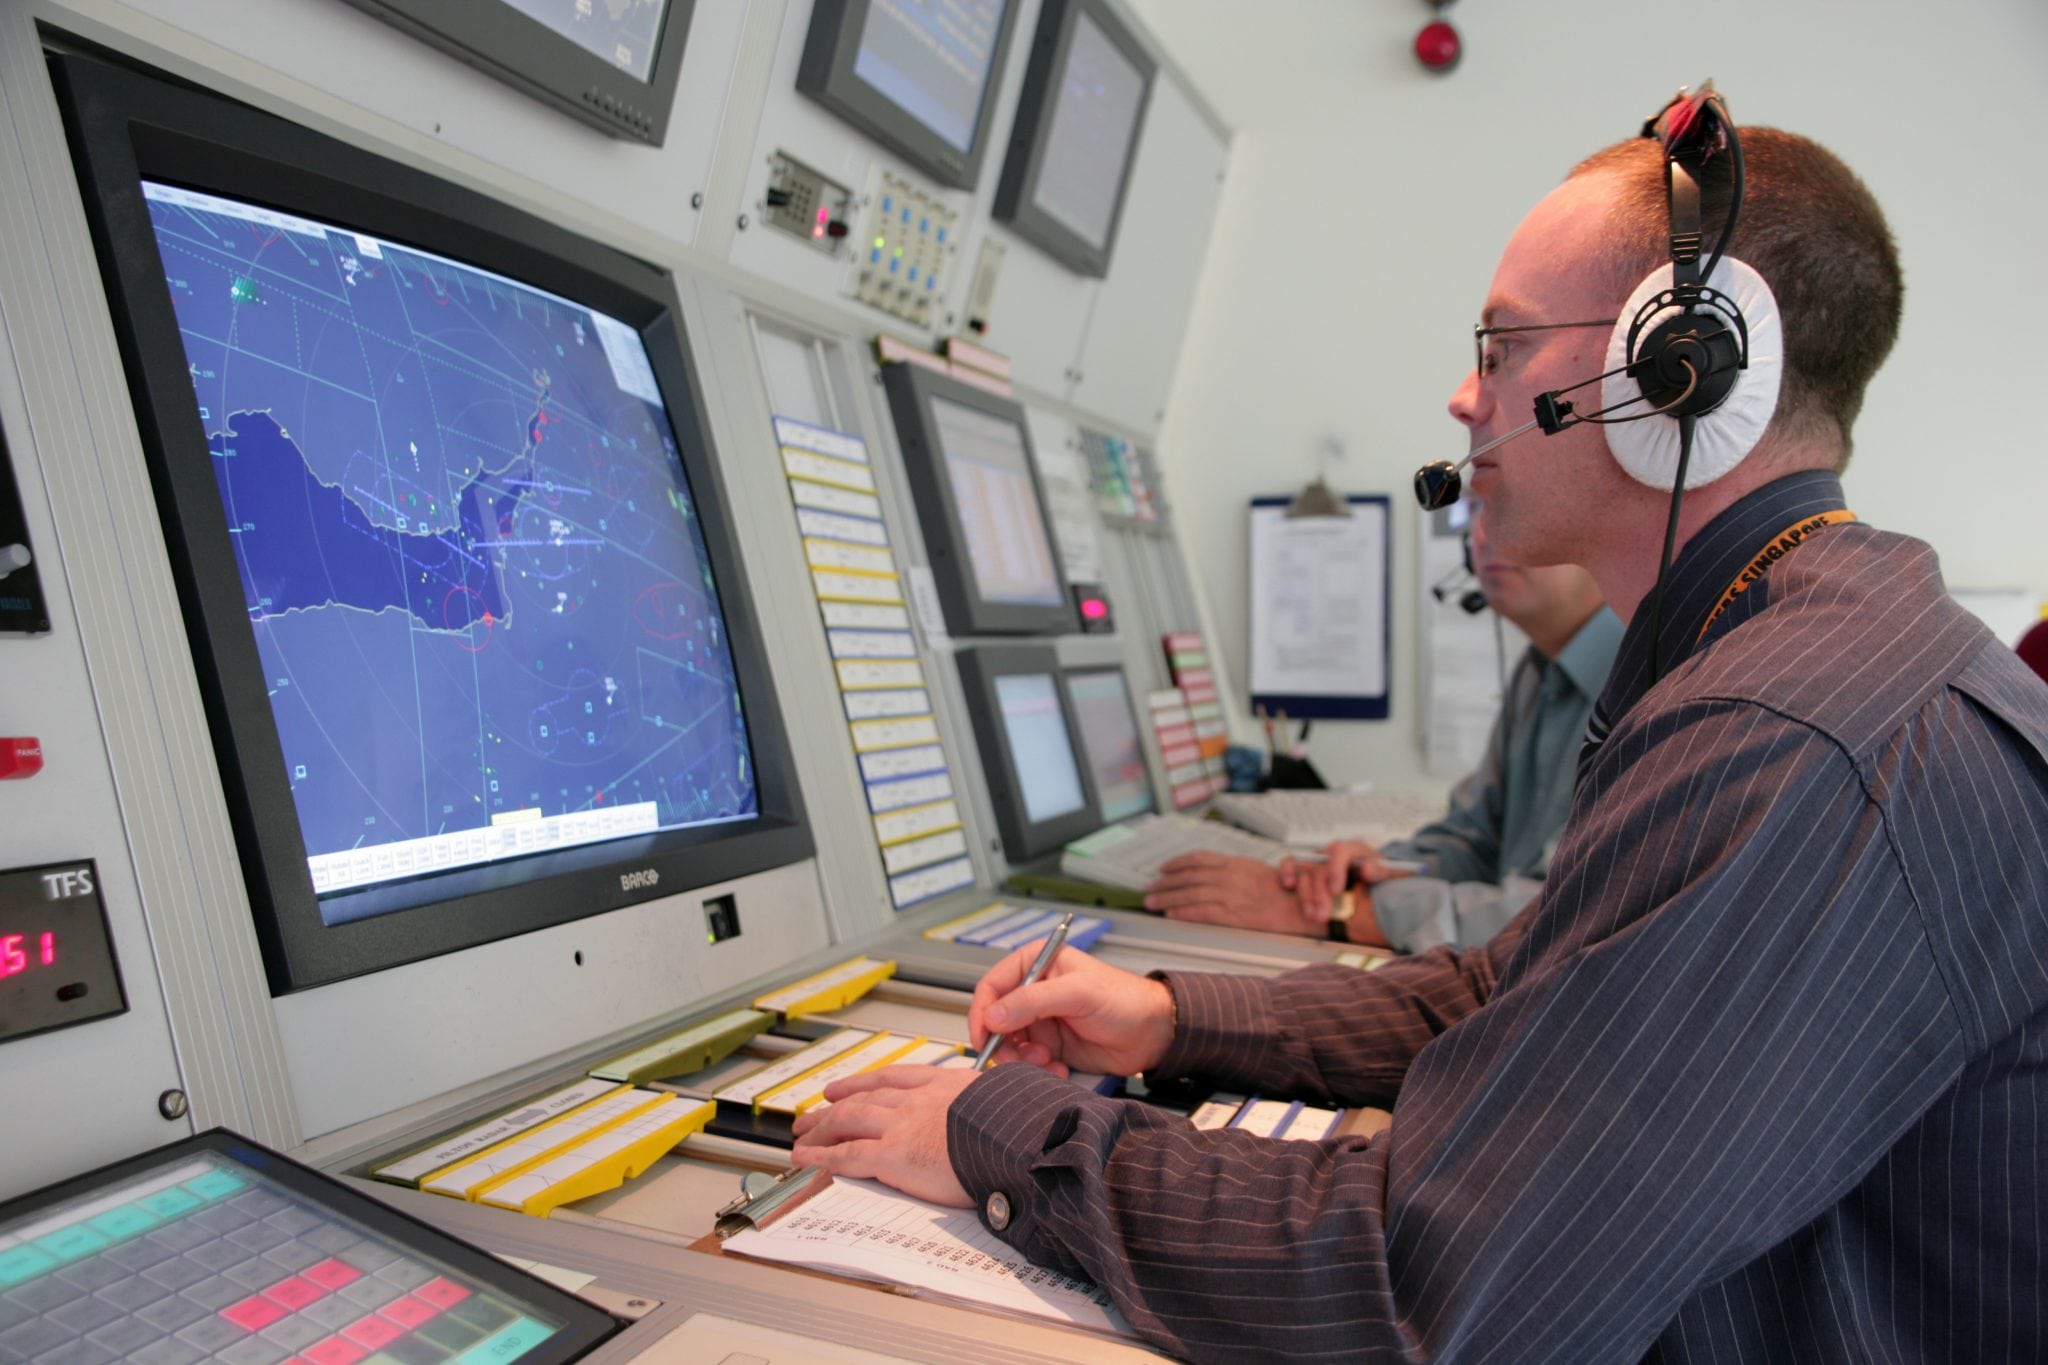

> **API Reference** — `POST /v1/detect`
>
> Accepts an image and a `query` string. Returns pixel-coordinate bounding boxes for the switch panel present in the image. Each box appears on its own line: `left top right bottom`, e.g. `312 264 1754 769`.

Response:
763 150 852 256
849 169 959 330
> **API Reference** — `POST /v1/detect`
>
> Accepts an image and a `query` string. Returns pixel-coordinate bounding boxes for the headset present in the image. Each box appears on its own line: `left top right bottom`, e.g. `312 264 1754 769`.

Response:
1414 82 1763 679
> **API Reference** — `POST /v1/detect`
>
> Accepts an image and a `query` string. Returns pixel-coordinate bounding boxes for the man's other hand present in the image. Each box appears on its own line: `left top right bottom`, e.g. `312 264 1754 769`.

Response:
790 1066 975 1207
1146 851 1321 935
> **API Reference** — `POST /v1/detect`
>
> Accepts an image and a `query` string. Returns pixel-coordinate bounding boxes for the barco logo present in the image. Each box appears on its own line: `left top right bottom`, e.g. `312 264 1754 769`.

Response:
619 868 660 893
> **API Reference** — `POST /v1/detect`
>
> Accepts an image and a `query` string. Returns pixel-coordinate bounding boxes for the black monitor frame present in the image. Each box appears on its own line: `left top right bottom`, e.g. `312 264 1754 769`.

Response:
955 645 1101 862
992 0 1155 278
797 0 1020 190
54 52 812 994
339 0 695 145
880 361 1076 636
1063 662 1155 824
0 1128 618 1360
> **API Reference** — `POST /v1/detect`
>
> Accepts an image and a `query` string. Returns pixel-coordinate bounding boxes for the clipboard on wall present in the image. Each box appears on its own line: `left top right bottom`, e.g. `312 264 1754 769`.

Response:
1248 494 1391 720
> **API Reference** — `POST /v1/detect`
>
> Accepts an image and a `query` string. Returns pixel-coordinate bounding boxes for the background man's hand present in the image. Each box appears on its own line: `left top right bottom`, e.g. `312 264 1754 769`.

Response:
968 943 1176 1077
1146 851 1320 934
790 1066 974 1207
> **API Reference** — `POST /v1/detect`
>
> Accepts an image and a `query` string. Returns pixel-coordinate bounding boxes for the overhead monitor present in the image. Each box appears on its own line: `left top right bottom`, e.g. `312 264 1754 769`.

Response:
993 0 1155 277
797 0 1020 190
956 646 1100 861
56 53 809 993
340 0 696 144
1065 665 1153 824
880 362 1074 636
0 1129 617 1363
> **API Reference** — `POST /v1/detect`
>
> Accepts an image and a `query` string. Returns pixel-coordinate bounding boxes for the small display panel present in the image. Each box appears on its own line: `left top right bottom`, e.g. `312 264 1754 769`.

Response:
930 396 1064 608
0 1131 614 1364
1032 9 1147 252
140 182 757 919
0 861 126 1046
853 0 1008 155
1066 668 1152 823
501 0 670 81
994 673 1087 822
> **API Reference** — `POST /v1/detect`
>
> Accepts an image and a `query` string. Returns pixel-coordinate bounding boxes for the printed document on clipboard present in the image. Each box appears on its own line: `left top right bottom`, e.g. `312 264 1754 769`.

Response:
718 1175 1133 1338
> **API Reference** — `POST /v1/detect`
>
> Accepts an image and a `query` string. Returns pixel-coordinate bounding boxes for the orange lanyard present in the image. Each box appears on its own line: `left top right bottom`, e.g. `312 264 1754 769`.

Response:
1696 509 1857 644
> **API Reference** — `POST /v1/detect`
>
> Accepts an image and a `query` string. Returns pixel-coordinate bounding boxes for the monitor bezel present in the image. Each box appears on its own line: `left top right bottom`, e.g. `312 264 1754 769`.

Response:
1062 663 1155 824
879 362 1076 636
991 0 1156 278
339 0 695 146
955 645 1102 862
796 0 1020 191
0 1127 620 1361
53 52 812 995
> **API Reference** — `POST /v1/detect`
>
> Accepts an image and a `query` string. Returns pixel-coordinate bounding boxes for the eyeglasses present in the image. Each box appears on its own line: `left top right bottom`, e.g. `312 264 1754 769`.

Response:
1473 319 1617 377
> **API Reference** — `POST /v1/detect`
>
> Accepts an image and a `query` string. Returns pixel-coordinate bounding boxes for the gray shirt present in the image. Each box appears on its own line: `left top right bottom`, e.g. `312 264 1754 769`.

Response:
1374 606 1623 952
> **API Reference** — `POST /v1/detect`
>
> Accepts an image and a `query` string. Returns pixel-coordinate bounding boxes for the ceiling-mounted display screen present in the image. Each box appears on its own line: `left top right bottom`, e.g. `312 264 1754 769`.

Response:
341 0 696 144
798 0 1020 190
993 0 1155 276
55 53 810 992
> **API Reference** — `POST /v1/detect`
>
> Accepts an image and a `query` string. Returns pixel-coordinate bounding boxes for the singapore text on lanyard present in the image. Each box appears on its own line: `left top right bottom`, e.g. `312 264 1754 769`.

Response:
1695 509 1856 644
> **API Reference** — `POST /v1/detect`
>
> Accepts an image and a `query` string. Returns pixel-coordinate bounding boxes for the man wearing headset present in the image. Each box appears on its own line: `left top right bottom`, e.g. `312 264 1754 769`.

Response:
792 97 2048 1361
1143 513 1621 955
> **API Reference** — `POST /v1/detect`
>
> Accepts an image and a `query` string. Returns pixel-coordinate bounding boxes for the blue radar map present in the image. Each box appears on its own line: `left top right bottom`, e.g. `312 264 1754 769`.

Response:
143 182 756 907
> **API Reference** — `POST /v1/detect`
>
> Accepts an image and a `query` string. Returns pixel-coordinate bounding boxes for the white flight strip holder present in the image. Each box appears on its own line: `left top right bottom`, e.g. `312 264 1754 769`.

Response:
836 659 926 689
791 479 886 520
774 414 869 463
872 799 960 845
827 628 919 659
781 449 875 492
859 743 947 782
810 569 903 604
796 507 890 546
1285 1107 1345 1141
889 856 976 906
881 828 969 875
866 771 954 813
804 538 898 575
842 688 931 721
713 1028 875 1107
1230 1099 1300 1139
820 601 912 631
849 715 942 752
757 1032 927 1115
1188 1095 1247 1131
922 902 1018 943
374 1078 621 1185
420 1087 659 1198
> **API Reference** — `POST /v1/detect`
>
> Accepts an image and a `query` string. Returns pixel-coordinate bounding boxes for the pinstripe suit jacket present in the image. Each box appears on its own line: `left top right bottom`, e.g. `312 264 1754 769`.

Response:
948 473 2048 1362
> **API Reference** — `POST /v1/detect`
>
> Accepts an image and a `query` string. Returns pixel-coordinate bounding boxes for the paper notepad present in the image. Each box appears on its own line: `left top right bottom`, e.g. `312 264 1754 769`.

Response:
718 1176 1131 1338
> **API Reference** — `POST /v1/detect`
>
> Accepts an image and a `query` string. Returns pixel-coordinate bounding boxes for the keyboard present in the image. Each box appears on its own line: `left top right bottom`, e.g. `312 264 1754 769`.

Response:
1212 789 1448 848
1058 814 1294 892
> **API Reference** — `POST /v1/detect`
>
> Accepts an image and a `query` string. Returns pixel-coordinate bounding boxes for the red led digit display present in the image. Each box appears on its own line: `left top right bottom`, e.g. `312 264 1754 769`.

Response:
0 931 55 976
0 859 125 1043
0 933 24 977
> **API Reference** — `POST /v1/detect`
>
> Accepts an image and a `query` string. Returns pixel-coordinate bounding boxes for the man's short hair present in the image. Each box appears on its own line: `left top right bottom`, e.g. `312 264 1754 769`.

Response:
1570 129 1902 467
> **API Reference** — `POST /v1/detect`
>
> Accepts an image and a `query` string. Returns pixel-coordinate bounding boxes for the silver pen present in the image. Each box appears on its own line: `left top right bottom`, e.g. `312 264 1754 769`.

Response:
972 911 1076 1071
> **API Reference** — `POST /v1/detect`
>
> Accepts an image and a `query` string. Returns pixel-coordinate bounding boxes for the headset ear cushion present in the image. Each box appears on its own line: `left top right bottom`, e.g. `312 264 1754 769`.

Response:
1601 256 1783 491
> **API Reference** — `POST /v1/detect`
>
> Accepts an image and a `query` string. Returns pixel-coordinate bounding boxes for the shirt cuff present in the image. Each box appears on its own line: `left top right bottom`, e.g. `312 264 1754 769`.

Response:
1146 970 1286 1082
947 1064 1088 1253
1369 875 1455 954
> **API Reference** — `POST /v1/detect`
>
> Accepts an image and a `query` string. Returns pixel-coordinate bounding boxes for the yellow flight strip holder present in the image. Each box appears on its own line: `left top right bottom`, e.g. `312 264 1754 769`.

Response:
754 1032 938 1116
418 1089 715 1217
588 1007 776 1084
753 955 896 1021
922 901 1015 942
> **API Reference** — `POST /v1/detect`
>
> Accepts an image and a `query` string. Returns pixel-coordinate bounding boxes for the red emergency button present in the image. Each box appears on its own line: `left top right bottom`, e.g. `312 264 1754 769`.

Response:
0 737 42 779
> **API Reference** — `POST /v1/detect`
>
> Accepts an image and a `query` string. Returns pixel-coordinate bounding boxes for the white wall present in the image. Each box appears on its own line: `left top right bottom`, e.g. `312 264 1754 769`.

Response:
1131 0 2048 793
